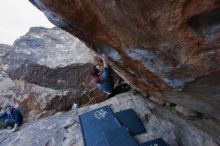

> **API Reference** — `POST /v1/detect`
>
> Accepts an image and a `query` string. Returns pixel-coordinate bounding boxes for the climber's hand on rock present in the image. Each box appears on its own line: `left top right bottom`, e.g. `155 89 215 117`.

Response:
100 54 108 67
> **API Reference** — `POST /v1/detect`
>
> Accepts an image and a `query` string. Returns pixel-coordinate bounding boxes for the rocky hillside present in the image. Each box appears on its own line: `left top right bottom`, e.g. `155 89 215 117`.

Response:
30 0 220 119
0 91 219 146
0 27 107 121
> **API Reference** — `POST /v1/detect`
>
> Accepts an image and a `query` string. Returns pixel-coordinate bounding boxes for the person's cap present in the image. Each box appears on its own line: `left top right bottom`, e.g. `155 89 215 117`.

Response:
3 103 11 110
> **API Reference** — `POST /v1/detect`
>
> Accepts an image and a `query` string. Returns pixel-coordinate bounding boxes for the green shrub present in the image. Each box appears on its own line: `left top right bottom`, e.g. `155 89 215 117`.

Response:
0 121 4 129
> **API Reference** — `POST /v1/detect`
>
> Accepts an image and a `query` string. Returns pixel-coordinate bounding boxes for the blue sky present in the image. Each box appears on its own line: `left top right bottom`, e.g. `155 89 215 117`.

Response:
0 0 54 45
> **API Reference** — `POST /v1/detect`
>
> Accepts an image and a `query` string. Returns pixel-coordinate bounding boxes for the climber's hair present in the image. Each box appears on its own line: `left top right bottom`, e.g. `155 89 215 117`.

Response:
91 65 100 76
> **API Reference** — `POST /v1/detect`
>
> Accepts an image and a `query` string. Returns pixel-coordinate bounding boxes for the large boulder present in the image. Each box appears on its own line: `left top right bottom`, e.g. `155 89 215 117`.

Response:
1 27 106 121
0 91 219 146
29 0 220 119
0 44 16 107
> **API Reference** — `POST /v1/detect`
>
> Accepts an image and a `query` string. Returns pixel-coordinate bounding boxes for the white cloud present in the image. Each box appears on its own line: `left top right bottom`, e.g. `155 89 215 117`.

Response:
0 0 54 45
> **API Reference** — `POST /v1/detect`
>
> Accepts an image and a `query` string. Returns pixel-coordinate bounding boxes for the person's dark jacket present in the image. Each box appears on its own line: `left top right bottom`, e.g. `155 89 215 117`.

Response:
97 67 114 94
0 108 23 126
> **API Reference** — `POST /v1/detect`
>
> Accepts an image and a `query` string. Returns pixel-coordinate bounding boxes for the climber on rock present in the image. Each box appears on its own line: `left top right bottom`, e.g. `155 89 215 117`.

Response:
91 54 130 98
0 104 23 132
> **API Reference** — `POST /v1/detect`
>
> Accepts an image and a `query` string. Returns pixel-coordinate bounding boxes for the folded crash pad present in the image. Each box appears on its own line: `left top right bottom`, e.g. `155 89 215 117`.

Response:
115 108 146 135
104 127 139 146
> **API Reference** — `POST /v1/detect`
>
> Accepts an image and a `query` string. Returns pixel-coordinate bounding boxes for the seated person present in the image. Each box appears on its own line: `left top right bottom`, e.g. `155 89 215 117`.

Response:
0 104 23 132
91 55 130 98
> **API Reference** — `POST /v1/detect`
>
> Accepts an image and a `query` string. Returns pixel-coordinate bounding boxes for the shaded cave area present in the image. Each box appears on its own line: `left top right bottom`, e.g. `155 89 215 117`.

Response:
187 7 220 42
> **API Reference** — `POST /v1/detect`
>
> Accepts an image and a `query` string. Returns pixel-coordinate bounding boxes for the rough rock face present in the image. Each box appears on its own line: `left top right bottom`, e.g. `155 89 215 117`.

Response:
30 0 220 119
0 44 16 107
1 27 106 121
0 91 219 146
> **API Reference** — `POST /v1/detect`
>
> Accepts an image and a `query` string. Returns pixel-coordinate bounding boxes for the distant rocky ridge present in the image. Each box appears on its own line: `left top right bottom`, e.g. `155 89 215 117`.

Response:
0 27 107 121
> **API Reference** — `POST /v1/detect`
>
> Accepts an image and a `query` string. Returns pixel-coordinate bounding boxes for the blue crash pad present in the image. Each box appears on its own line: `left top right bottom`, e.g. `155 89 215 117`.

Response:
79 105 121 146
139 138 169 146
115 109 146 135
104 127 139 146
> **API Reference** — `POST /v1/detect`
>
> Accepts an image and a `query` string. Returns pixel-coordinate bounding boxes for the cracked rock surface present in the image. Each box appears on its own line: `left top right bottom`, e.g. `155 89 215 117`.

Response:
0 27 106 122
29 0 220 119
0 91 219 146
